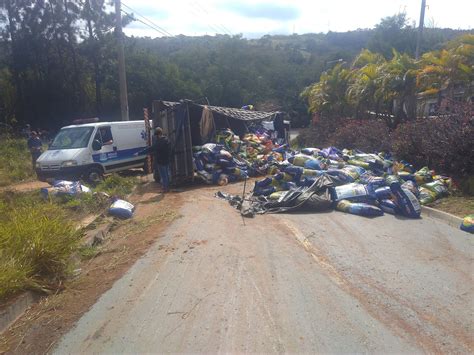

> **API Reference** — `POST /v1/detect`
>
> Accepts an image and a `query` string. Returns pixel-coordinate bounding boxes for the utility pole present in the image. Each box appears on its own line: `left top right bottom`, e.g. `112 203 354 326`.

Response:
415 0 426 59
115 0 129 121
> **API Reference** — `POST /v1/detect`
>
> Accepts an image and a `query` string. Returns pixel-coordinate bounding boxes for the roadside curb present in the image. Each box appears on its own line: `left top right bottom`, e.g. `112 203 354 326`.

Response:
421 205 463 229
0 292 40 334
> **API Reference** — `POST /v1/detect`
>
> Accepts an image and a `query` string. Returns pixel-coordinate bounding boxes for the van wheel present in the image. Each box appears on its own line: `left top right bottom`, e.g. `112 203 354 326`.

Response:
85 167 103 184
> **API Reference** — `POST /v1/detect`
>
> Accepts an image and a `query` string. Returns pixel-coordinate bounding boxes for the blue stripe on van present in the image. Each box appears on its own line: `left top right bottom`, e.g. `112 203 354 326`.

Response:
92 147 146 163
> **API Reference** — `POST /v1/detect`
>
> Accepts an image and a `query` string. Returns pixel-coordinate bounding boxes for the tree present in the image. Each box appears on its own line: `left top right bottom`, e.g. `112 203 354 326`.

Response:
301 63 352 119
417 34 474 105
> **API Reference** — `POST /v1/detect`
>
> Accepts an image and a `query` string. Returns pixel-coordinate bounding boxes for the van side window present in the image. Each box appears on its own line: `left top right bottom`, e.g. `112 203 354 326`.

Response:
99 127 113 145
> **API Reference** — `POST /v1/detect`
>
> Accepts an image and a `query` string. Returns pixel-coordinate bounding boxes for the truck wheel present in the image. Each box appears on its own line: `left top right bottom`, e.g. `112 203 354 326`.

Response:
85 167 103 184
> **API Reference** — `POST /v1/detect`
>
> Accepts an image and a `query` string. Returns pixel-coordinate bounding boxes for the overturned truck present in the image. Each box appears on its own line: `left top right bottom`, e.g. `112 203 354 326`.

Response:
152 100 286 185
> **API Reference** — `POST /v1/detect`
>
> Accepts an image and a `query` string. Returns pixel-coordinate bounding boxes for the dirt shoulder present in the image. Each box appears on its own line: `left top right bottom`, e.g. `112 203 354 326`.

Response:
426 195 474 218
0 182 184 354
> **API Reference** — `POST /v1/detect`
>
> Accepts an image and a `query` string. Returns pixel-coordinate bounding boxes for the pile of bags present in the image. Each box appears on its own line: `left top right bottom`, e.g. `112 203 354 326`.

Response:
220 146 455 220
193 127 289 185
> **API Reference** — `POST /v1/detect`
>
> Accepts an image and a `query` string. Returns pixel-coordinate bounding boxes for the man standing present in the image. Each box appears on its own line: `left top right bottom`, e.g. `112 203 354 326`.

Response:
136 127 171 192
27 131 43 168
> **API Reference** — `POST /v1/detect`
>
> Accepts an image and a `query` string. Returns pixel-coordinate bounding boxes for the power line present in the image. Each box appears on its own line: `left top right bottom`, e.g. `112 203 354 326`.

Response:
121 2 173 37
121 9 170 37
190 1 232 36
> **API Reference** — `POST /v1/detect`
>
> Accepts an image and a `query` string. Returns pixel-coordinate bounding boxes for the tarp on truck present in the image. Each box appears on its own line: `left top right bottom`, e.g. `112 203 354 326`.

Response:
152 100 284 185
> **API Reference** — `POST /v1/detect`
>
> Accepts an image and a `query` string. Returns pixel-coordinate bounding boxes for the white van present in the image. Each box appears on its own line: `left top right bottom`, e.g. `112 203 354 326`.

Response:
36 121 151 182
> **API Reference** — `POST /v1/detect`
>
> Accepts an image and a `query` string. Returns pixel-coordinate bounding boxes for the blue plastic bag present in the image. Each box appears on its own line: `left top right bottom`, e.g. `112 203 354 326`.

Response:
109 199 135 219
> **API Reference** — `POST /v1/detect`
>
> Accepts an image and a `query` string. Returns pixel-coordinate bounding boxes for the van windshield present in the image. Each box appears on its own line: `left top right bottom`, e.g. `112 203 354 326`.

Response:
50 127 94 150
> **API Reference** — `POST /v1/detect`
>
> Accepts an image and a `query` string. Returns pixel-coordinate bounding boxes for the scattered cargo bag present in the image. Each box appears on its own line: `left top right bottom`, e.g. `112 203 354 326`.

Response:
282 165 303 181
347 159 370 169
422 180 448 197
254 186 276 196
390 182 421 218
379 199 399 215
359 173 385 187
201 143 220 154
336 200 384 217
109 199 134 219
398 171 416 182
52 180 85 195
331 183 375 202
319 147 342 160
301 148 320 156
414 167 433 184
418 187 437 205
326 169 355 184
385 175 402 186
375 186 392 200
341 165 364 180
304 158 324 170
288 154 312 167
217 174 229 186
255 177 273 187
401 180 420 198
460 215 474 233
194 156 205 171
302 168 321 177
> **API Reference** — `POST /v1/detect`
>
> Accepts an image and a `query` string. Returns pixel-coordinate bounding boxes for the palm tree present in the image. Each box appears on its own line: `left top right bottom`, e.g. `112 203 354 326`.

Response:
417 34 474 107
346 50 386 119
377 50 419 125
301 63 352 118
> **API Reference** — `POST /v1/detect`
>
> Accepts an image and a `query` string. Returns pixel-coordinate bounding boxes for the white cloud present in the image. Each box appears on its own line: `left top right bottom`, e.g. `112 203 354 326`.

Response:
121 0 474 38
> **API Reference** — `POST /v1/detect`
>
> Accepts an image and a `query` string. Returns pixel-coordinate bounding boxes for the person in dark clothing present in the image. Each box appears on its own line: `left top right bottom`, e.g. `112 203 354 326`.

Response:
27 131 43 168
135 127 171 192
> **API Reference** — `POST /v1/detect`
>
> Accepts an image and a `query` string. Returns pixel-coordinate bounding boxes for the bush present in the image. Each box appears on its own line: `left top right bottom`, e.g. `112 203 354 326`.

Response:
294 117 342 148
329 119 392 152
295 118 391 152
393 115 474 180
0 136 35 186
0 192 80 300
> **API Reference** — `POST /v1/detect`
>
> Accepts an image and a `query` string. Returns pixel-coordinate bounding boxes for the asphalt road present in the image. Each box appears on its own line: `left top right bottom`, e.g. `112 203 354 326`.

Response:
55 184 473 353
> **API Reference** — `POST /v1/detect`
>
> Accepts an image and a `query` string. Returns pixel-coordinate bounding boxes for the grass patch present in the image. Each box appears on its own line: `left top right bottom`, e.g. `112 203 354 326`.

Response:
94 174 136 198
0 192 81 301
78 245 100 260
0 174 139 301
0 136 36 186
427 195 474 218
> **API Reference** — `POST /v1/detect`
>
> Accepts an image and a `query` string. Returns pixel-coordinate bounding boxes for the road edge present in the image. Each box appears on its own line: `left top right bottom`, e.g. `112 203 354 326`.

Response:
421 205 463 229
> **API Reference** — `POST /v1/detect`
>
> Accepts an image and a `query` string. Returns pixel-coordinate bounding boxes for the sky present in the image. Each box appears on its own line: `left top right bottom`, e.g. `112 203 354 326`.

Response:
121 0 474 39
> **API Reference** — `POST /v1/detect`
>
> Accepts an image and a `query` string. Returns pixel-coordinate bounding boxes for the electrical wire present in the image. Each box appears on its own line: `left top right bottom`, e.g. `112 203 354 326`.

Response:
191 1 232 36
122 2 174 37
121 9 170 37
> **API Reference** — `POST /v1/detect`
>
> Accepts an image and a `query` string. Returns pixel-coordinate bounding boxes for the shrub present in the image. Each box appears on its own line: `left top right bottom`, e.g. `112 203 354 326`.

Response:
393 115 474 180
0 192 80 300
294 117 342 148
295 118 391 152
0 136 35 186
329 119 392 152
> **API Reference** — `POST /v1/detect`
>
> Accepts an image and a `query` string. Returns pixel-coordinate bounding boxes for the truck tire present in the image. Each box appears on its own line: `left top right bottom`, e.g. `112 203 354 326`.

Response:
85 166 103 184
